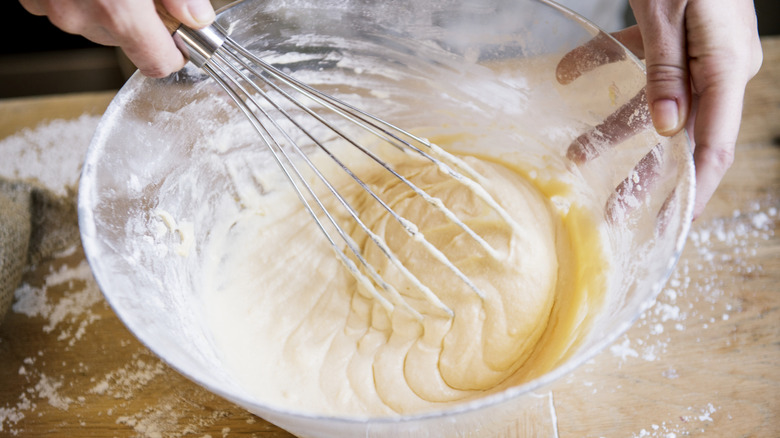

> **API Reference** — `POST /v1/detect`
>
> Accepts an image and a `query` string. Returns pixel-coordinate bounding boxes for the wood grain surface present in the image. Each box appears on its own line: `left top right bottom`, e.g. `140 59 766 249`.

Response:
0 37 777 438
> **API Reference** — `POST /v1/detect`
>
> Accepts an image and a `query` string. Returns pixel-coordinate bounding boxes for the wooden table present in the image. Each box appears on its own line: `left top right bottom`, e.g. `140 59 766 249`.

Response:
1 37 778 438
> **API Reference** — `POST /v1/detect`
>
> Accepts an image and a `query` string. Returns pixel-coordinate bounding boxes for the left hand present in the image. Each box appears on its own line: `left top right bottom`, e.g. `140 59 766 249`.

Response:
558 0 763 220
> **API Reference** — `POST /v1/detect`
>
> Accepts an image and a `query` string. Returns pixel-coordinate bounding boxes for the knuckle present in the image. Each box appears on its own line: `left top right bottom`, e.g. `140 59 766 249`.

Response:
750 42 764 78
80 0 143 38
139 65 171 78
19 0 45 15
143 69 167 79
646 63 687 86
45 2 86 33
138 56 184 78
92 0 130 34
698 143 735 173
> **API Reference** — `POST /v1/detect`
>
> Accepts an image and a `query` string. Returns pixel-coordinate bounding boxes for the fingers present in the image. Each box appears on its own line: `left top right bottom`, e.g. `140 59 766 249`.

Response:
628 0 691 137
556 32 628 85
160 0 215 30
683 0 762 219
111 0 189 78
117 0 215 77
18 0 45 15
20 0 96 39
605 144 663 225
556 26 654 167
18 0 216 78
689 84 744 219
560 0 762 220
610 25 644 59
566 88 651 164
604 145 682 239
555 26 646 86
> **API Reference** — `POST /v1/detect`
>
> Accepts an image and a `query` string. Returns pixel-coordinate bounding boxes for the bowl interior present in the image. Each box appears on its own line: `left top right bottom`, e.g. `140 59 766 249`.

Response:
79 0 693 435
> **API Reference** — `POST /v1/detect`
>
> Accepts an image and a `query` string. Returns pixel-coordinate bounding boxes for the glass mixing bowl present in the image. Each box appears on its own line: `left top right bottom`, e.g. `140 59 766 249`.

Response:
78 0 694 436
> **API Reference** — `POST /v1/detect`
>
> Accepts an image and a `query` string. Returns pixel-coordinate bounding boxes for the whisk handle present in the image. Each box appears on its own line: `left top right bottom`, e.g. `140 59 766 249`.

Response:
153 0 227 68
154 0 183 34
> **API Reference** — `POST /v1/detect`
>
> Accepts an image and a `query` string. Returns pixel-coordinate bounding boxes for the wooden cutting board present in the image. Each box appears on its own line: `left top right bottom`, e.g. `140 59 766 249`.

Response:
0 37 777 438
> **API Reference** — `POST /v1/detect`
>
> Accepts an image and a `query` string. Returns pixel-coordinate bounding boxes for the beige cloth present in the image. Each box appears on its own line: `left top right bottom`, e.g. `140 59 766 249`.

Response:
0 177 79 324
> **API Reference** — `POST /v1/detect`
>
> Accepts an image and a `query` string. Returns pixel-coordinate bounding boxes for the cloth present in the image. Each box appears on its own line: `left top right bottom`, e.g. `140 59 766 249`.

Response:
0 177 79 324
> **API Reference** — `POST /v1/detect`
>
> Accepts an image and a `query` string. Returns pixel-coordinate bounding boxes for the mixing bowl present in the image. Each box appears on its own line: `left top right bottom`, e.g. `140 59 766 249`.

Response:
78 0 694 436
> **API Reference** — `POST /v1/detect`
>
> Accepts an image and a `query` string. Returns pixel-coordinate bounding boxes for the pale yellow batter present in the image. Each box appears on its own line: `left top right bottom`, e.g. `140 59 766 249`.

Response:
202 136 607 416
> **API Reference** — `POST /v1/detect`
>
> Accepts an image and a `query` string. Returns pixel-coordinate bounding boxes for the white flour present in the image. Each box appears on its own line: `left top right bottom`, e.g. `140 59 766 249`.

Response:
13 258 103 342
617 199 777 437
0 114 265 437
0 114 100 196
89 356 167 399
0 114 228 436
618 200 776 367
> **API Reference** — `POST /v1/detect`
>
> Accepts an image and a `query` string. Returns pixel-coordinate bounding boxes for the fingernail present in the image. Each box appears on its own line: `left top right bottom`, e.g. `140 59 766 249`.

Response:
651 99 680 136
188 0 215 26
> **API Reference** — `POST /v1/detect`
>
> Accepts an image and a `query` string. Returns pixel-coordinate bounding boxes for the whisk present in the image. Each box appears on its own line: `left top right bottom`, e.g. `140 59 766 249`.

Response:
156 6 522 320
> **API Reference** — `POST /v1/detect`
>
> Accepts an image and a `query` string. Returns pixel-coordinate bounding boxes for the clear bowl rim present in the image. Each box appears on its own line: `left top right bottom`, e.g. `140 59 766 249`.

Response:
78 0 695 425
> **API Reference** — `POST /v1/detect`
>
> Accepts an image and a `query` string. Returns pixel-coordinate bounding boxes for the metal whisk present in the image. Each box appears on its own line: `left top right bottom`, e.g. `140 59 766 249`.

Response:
157 8 522 320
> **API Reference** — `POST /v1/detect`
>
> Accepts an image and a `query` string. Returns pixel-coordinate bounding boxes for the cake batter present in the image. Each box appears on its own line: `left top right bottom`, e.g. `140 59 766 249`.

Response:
202 136 608 416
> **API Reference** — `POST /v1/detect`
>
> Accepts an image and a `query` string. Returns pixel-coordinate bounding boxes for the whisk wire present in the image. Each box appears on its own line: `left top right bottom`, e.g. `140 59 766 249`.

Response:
206 59 412 317
207 48 453 319
175 22 526 318
224 39 508 261
234 71 489 302
217 41 492 306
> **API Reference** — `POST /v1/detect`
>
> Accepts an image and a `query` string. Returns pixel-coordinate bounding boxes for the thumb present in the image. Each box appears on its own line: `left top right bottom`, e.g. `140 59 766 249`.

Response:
160 0 216 30
629 0 691 137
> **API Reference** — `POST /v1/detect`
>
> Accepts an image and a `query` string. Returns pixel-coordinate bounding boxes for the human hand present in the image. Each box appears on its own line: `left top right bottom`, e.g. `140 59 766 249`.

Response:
558 0 762 219
19 0 216 78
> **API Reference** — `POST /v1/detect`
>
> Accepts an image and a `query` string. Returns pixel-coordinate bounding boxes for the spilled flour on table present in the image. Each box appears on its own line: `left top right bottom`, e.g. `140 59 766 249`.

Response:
630 403 718 438
1 114 102 432
12 256 103 345
115 399 185 438
114 394 238 438
0 249 103 434
90 356 167 400
617 199 776 438
614 200 776 368
0 114 263 437
561 196 777 438
0 114 100 196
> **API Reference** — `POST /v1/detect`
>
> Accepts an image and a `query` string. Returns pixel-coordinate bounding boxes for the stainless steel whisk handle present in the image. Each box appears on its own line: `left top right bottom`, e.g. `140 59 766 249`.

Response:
154 0 227 68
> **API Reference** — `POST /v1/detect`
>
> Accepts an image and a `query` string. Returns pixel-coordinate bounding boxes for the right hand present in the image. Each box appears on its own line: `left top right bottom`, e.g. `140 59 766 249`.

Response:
19 0 216 78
